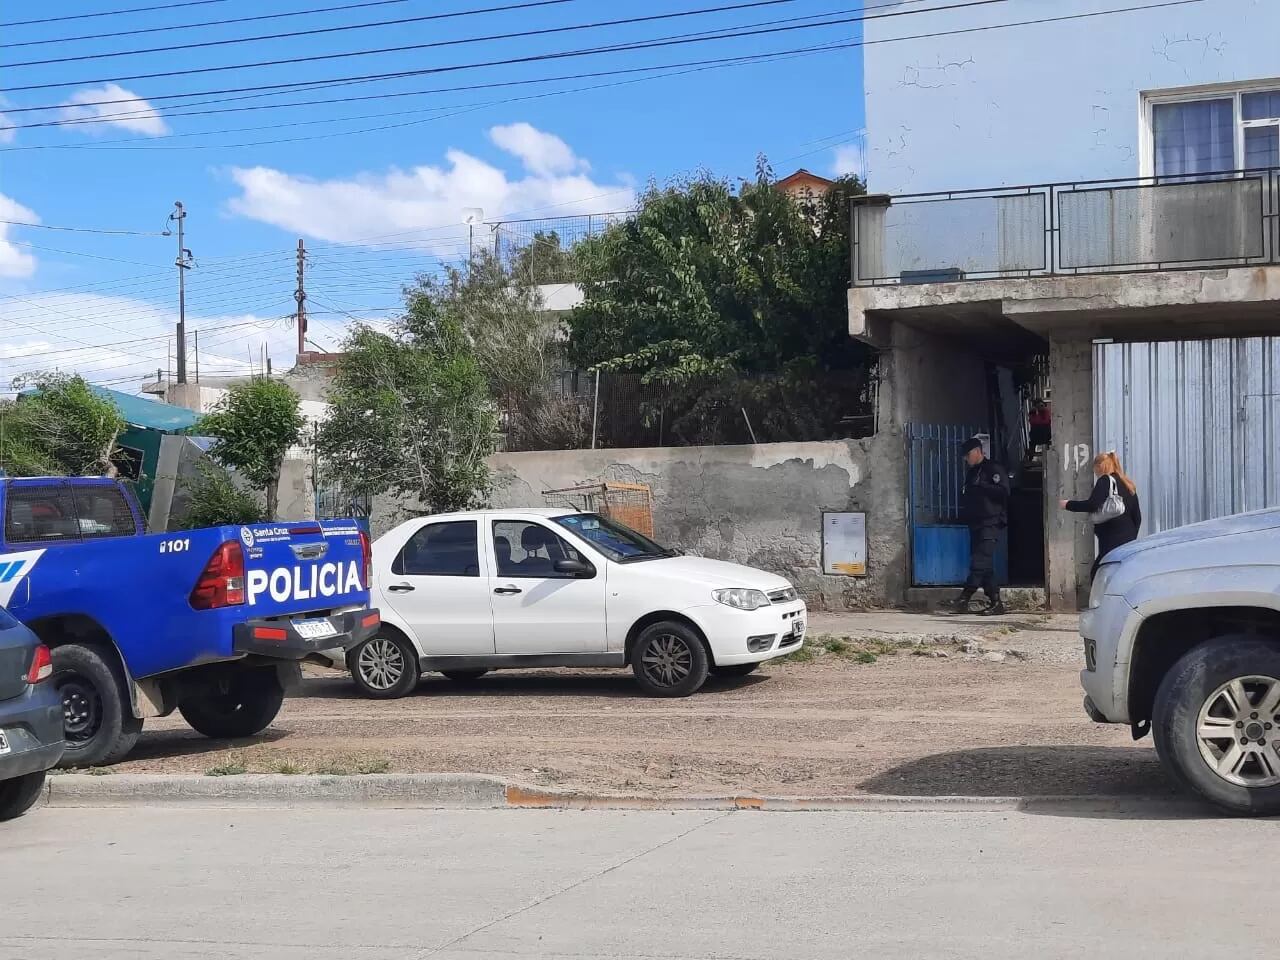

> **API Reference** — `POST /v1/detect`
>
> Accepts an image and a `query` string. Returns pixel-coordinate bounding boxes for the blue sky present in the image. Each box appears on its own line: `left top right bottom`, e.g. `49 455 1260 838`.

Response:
0 0 867 390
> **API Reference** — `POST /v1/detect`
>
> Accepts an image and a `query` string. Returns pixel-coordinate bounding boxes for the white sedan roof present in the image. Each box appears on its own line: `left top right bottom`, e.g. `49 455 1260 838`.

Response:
409 507 583 521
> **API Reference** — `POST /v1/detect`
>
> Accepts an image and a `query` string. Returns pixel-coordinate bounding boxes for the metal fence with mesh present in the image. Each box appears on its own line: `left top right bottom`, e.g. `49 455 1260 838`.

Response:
490 213 629 284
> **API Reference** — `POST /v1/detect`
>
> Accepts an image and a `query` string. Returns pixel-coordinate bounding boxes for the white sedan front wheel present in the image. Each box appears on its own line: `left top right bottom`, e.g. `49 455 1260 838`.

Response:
347 633 420 699
631 622 709 698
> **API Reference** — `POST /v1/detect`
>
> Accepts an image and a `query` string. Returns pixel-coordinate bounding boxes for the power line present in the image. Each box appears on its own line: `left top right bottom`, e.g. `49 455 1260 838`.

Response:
0 37 859 152
0 0 1014 95
7 0 1200 154
6 239 170 268
0 219 169 236
0 0 408 49
8 0 607 67
4 55 776 134
1 0 231 28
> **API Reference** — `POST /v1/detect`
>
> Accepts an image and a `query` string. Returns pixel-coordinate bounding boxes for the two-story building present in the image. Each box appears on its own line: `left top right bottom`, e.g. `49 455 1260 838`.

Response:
851 0 1280 608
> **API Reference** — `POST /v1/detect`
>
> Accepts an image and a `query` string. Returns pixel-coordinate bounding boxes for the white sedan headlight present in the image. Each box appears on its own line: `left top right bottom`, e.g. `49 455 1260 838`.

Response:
1089 563 1119 608
713 588 771 611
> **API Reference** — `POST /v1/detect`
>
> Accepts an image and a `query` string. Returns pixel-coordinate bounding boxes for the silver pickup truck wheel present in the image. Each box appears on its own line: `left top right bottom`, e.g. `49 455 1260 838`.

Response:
1196 676 1280 787
1154 637 1280 815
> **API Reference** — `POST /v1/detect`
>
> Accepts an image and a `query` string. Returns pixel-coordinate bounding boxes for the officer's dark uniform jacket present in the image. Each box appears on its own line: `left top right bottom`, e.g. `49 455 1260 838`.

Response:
962 459 1009 529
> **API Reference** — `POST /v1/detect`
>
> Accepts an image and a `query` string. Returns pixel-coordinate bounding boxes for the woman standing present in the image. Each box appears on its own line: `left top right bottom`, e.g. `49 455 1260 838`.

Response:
1060 451 1142 579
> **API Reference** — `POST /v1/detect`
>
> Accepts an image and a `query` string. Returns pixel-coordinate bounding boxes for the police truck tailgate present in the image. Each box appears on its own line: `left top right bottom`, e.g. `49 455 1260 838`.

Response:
227 520 377 658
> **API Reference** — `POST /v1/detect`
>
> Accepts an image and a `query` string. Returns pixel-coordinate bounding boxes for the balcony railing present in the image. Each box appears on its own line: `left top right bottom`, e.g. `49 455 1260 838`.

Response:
850 167 1280 287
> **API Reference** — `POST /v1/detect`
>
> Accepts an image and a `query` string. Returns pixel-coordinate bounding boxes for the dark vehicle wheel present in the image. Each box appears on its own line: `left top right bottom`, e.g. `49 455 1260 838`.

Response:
0 771 47 821
440 669 487 683
179 668 284 739
52 643 142 768
631 621 709 698
711 663 759 679
1153 636 1280 816
347 633 419 699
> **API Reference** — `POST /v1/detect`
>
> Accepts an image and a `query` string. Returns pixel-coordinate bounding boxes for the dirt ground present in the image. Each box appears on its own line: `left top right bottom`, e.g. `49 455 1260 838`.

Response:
106 612 1175 798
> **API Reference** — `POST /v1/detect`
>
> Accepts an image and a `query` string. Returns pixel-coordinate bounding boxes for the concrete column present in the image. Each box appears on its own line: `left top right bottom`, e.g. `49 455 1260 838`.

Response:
1044 338 1095 610
148 434 184 533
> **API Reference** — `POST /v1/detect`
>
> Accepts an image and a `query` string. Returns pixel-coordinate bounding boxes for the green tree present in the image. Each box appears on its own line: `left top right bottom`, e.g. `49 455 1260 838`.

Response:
0 374 126 477
317 279 498 511
197 378 305 521
176 462 265 529
509 230 577 285
571 165 867 380
427 252 587 450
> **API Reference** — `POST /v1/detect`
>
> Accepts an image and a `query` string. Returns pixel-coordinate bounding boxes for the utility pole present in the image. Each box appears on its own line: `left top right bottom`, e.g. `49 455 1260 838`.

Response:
171 202 193 383
295 238 307 358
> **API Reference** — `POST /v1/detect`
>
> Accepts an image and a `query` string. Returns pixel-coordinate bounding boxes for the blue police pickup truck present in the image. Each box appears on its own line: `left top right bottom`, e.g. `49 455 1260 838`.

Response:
0 476 379 767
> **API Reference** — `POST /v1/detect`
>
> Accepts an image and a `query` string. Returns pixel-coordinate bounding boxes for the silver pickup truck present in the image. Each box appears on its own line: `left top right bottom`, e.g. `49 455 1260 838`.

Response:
1081 508 1280 815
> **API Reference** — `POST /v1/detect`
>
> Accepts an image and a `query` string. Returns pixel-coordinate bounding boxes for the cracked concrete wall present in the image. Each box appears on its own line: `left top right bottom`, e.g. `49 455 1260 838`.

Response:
485 438 909 610
863 0 1278 192
883 323 989 428
1045 339 1095 610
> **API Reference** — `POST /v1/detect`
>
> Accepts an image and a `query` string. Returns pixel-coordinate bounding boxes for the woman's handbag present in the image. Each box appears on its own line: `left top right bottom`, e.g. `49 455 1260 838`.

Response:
1090 475 1126 524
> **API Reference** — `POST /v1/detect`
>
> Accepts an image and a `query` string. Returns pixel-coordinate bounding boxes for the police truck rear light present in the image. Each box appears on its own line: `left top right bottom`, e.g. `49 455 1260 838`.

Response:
26 644 52 683
362 612 380 629
253 626 288 641
190 541 246 609
359 530 372 589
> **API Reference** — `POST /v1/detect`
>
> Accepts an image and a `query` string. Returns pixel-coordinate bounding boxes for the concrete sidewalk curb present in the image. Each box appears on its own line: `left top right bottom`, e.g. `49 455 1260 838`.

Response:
42 774 1196 813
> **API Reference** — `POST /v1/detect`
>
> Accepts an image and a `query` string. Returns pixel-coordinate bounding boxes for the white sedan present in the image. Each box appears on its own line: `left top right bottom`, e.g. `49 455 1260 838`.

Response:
349 509 806 698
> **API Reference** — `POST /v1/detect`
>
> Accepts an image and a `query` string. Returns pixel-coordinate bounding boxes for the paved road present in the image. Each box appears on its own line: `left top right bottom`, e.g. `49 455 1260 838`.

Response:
0 804 1258 959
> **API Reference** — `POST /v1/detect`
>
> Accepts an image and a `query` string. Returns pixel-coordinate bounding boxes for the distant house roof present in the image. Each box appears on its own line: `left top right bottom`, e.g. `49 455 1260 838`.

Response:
776 168 836 193
20 384 200 432
90 386 201 433
35 384 201 433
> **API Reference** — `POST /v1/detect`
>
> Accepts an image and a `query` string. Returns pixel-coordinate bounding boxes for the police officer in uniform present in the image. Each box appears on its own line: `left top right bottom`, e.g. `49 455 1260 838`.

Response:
944 437 1009 616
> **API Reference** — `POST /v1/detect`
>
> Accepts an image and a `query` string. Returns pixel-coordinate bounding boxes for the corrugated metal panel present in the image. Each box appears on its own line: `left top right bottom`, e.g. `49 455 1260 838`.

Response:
1094 337 1280 535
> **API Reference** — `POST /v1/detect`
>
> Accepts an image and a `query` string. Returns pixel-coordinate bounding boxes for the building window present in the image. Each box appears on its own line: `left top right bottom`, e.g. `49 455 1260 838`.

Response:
1243 91 1280 170
1144 82 1280 177
1152 99 1235 177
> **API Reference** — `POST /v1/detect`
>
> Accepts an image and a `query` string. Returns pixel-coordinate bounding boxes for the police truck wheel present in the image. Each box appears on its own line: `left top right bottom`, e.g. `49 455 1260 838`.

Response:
1153 637 1280 816
179 668 284 739
51 643 142 768
0 771 47 821
347 633 419 699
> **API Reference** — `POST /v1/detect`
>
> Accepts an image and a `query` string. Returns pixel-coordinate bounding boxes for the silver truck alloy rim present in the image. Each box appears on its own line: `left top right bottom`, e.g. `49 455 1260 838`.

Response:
641 634 692 687
357 638 404 690
1196 675 1280 788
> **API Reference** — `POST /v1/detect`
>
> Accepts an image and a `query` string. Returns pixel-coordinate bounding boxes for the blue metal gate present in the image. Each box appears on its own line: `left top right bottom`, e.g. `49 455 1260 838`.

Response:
908 423 1009 586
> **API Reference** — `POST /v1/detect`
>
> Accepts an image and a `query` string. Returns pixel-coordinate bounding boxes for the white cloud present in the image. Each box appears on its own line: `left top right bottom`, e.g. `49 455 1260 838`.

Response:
59 84 169 136
226 123 632 254
832 141 867 179
0 95 16 145
489 122 585 177
0 194 38 279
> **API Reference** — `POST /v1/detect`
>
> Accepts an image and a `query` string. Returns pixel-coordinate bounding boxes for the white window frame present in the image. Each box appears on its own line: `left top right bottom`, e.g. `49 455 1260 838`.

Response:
1139 77 1280 178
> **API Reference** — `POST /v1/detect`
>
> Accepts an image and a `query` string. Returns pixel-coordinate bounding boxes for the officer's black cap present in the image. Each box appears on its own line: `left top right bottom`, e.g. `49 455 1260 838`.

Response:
960 438 983 455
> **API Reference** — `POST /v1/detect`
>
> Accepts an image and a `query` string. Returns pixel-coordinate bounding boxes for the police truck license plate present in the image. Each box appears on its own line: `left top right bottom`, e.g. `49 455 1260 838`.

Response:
791 619 805 638
294 619 339 640
0 730 9 755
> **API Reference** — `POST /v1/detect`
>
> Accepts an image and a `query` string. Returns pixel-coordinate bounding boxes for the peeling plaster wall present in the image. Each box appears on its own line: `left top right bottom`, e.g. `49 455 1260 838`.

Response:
864 0 1278 192
484 438 909 610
